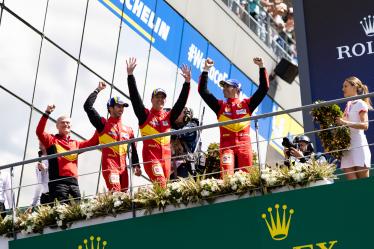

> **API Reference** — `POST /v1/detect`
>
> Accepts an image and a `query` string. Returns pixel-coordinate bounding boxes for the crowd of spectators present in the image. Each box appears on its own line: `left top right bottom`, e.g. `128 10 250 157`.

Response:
224 0 297 63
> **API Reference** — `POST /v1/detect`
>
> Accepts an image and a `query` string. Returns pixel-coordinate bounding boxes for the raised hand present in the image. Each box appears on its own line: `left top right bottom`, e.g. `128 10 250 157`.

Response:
126 57 137 75
97 81 106 91
203 58 214 71
46 104 55 114
180 64 191 82
37 162 47 171
335 117 347 126
253 57 264 68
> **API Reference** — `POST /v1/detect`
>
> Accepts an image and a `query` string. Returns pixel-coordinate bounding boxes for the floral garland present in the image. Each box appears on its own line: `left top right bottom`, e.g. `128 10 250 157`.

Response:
0 160 336 237
311 101 350 159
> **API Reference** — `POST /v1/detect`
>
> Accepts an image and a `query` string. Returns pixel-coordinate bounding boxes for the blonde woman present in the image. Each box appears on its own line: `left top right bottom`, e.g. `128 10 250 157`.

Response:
336 76 372 180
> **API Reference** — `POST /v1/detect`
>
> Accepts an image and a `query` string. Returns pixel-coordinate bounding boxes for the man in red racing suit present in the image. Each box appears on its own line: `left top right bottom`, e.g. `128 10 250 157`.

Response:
36 104 98 202
126 57 190 187
198 57 269 177
84 82 141 192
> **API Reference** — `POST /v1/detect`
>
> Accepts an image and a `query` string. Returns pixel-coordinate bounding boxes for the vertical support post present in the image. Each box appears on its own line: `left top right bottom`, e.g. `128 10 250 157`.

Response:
254 120 262 169
10 166 17 240
127 142 135 218
254 119 265 195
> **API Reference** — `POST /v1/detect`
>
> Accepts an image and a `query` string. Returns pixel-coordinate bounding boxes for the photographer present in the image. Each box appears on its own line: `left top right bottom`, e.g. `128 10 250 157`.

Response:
283 135 323 165
170 107 205 179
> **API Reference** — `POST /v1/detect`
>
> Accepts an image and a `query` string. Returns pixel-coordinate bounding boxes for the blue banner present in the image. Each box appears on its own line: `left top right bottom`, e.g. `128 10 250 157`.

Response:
206 44 231 99
229 64 253 98
98 0 296 150
179 21 209 82
98 0 183 64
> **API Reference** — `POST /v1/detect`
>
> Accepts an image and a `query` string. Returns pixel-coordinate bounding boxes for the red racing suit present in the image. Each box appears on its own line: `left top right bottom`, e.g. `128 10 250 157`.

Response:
198 68 269 176
84 90 139 192
140 109 172 186
36 114 98 199
99 117 136 191
127 74 190 187
217 98 252 175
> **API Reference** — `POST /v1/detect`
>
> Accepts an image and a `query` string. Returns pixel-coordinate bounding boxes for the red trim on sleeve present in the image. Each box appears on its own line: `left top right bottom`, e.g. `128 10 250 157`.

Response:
359 109 368 114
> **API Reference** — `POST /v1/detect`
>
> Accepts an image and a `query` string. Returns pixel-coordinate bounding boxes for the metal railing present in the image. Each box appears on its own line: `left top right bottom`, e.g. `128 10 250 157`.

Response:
0 92 373 239
3 92 373 170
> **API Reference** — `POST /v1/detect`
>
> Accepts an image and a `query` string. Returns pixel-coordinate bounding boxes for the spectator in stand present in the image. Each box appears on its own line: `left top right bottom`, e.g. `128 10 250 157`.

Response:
84 82 141 192
284 7 295 39
259 0 274 12
30 142 50 207
36 105 98 202
239 1 250 25
0 169 12 218
249 0 260 20
336 77 372 180
198 57 269 178
270 2 289 52
126 57 190 187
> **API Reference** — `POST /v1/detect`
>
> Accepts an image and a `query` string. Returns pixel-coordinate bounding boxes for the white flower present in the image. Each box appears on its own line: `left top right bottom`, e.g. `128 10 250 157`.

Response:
164 189 171 197
114 200 122 208
292 172 305 182
57 220 63 227
201 190 210 197
266 176 278 186
231 184 238 191
171 182 180 191
229 177 237 186
86 212 93 219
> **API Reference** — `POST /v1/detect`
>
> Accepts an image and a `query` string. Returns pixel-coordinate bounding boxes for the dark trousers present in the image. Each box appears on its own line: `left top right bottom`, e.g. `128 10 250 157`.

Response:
40 192 51 205
0 202 5 218
49 182 81 203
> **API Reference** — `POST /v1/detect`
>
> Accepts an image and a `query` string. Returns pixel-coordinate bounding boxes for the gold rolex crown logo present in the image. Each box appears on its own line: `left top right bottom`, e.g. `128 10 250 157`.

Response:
77 236 108 249
261 204 294 241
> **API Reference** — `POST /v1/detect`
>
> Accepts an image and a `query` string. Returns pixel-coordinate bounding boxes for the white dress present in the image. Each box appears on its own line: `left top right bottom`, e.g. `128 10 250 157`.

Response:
341 100 371 168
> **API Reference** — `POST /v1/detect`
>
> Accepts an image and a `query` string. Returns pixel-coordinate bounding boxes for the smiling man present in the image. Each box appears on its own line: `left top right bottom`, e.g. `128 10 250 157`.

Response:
126 57 190 187
36 104 98 202
198 57 269 177
83 82 141 192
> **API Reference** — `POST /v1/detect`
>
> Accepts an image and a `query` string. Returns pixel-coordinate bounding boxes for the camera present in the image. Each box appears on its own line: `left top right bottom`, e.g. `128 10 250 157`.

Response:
282 137 299 157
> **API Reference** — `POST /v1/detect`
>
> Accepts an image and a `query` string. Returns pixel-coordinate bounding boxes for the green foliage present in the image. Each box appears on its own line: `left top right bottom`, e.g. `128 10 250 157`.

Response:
311 101 350 159
204 142 221 179
0 162 337 237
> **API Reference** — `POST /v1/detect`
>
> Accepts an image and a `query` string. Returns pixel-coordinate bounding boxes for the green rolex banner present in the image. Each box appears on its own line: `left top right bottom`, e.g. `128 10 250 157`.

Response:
9 177 374 249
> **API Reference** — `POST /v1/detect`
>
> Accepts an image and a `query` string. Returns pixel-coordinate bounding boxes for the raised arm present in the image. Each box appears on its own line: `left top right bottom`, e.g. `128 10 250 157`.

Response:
126 57 148 125
247 57 269 114
36 105 55 148
83 82 106 133
77 131 99 149
170 64 191 123
198 58 220 114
